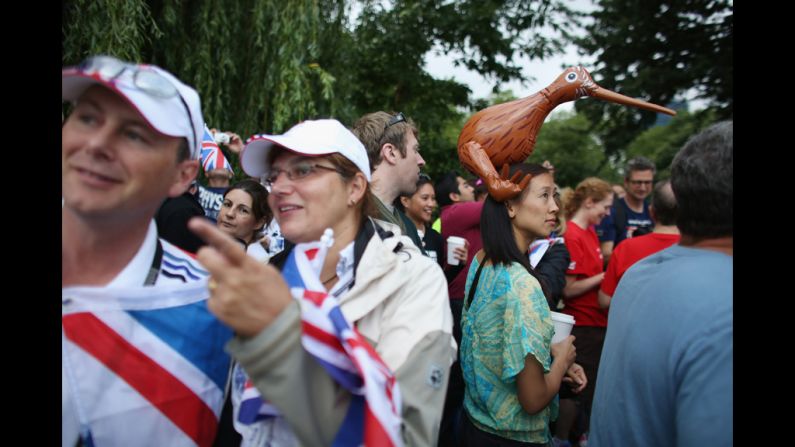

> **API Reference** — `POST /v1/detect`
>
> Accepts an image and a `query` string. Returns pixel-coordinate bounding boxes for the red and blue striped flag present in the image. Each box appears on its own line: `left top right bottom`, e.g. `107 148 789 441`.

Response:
62 282 233 447
237 231 403 446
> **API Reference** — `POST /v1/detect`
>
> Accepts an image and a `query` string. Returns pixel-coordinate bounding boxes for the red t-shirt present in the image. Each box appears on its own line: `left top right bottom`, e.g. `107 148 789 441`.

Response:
600 233 681 297
563 221 607 327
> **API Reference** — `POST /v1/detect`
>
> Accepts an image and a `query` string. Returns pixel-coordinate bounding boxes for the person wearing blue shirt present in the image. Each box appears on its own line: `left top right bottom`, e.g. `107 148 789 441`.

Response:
589 121 733 447
594 156 655 266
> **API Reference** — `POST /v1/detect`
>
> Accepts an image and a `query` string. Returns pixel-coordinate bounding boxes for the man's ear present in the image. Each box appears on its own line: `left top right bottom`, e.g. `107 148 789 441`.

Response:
449 192 461 203
169 160 200 198
381 143 398 166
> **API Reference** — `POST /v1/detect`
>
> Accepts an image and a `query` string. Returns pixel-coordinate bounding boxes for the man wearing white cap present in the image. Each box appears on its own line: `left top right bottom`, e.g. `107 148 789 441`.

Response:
62 55 232 446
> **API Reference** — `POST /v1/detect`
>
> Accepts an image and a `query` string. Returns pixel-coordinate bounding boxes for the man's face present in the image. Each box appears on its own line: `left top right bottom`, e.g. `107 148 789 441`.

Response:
395 131 425 196
207 169 232 188
62 85 193 220
624 169 654 202
454 176 475 202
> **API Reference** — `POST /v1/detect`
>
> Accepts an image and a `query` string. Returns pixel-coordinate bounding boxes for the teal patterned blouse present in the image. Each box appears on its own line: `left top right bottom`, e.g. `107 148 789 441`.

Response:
461 257 557 444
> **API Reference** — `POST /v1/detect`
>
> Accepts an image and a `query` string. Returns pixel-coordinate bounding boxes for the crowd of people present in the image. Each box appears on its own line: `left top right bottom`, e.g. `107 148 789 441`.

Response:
62 55 732 447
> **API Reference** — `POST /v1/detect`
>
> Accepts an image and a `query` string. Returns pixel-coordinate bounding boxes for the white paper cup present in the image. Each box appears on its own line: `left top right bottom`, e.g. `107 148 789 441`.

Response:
446 236 466 265
550 311 575 344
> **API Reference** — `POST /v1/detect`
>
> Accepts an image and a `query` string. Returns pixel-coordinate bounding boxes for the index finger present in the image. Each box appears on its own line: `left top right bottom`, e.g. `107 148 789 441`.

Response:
188 217 248 266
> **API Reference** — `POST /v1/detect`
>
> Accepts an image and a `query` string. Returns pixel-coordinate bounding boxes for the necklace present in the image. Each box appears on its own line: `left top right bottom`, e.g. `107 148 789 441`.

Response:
322 274 338 285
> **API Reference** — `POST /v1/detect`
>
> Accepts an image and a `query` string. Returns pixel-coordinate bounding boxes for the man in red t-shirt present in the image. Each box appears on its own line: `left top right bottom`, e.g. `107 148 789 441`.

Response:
599 179 680 308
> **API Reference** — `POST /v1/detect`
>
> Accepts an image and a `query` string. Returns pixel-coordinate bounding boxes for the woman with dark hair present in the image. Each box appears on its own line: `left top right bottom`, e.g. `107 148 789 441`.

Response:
216 179 273 261
460 163 586 446
396 174 468 268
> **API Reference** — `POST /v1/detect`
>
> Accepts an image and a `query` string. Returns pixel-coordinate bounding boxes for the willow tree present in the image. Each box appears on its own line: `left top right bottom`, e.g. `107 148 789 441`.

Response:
63 0 581 179
63 0 344 138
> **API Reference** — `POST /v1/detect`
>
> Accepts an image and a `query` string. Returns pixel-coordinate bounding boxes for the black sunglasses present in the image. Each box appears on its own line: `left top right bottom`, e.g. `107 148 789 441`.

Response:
384 112 406 130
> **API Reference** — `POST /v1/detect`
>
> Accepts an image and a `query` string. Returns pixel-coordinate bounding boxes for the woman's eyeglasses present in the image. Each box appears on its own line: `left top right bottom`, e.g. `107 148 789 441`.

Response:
264 162 342 187
76 55 196 151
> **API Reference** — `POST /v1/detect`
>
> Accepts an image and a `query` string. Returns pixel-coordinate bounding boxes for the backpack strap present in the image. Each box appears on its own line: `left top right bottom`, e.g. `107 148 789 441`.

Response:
143 240 164 286
613 198 627 241
464 257 488 311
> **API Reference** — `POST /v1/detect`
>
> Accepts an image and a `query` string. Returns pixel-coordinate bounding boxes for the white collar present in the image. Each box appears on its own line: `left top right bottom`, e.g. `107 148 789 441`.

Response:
328 241 355 297
106 220 159 288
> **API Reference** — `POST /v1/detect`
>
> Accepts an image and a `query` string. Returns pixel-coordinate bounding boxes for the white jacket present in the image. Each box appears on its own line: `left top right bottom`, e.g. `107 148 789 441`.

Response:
228 219 456 446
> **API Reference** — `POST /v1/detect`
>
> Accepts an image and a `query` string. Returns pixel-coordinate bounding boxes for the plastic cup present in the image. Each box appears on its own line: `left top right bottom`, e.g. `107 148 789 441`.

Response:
446 236 466 265
550 311 575 344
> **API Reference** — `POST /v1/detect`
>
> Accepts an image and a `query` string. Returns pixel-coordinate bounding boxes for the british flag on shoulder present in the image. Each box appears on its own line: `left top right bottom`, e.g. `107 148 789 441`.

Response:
62 277 233 446
237 229 403 447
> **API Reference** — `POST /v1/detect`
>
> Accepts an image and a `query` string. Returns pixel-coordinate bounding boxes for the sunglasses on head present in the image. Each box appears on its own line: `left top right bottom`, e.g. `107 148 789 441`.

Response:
384 112 406 130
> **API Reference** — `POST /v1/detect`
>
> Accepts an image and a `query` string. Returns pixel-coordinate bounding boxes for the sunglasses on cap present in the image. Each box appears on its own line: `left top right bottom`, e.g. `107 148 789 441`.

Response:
76 55 197 152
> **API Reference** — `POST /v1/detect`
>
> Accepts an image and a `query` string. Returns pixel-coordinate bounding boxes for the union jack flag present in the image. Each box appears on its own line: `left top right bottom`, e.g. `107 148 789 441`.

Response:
237 230 403 447
62 282 233 447
528 234 565 269
200 125 233 173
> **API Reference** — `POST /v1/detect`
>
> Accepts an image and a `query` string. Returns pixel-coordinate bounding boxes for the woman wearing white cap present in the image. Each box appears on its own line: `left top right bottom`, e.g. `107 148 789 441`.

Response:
189 119 455 446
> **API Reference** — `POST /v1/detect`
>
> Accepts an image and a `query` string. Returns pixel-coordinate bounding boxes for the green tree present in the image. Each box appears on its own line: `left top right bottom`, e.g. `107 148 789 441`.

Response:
624 108 719 179
573 0 732 156
64 0 345 136
63 0 583 182
330 0 582 177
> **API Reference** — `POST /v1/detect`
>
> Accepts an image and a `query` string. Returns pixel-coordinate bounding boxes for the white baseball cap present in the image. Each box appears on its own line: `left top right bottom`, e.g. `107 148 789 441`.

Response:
62 55 205 160
241 119 371 181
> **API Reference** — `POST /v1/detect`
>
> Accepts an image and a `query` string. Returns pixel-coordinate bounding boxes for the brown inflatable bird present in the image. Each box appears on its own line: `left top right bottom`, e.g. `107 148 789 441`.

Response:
457 66 676 201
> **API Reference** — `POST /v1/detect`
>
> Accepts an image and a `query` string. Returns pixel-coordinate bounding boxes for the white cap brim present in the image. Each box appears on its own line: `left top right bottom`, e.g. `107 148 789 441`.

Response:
241 119 371 181
62 67 204 160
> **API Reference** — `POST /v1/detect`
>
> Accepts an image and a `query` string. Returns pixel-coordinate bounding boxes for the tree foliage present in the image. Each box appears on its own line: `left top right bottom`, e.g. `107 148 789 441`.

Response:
573 0 732 156
63 0 581 181
624 108 719 179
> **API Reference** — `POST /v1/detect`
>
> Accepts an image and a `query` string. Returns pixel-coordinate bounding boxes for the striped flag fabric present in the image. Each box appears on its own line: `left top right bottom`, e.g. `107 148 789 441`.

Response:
528 235 565 269
237 230 403 447
62 281 233 447
200 125 233 173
